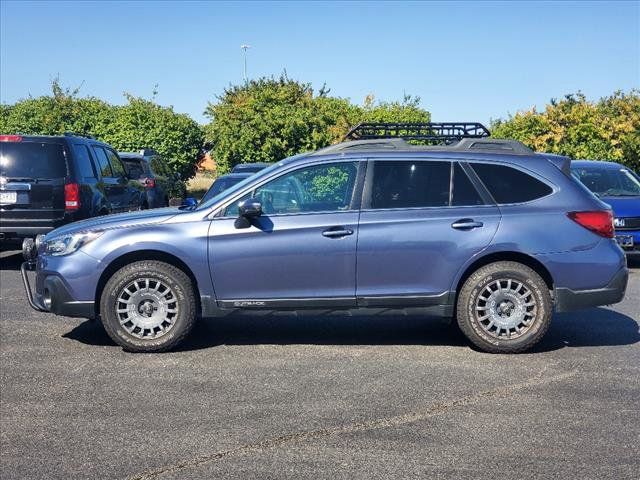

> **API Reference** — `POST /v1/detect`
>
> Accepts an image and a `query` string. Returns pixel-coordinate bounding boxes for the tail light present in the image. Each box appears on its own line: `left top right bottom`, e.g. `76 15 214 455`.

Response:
64 182 80 211
568 211 614 238
142 177 155 188
0 135 22 142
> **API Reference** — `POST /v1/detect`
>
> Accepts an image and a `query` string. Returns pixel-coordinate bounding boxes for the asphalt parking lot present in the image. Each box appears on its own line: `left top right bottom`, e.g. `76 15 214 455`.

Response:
0 248 638 480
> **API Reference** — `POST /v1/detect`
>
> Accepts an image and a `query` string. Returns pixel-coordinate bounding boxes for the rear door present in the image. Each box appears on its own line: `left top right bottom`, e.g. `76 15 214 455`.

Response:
91 146 128 213
0 138 68 233
105 148 142 211
356 159 500 306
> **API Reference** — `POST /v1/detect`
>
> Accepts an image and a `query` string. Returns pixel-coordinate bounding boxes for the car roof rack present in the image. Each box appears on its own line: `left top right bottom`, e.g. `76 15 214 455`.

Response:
343 122 491 143
64 131 95 139
311 122 534 156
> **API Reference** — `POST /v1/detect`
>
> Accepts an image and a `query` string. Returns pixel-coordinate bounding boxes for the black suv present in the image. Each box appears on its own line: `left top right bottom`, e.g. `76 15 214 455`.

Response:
0 134 143 242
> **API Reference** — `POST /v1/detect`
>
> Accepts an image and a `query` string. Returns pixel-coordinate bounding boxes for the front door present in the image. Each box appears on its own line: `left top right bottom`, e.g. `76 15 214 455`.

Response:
209 160 363 308
356 160 500 305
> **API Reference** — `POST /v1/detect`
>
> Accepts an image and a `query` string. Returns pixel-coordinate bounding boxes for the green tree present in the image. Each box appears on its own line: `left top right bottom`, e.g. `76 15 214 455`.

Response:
0 80 204 180
107 94 204 179
203 76 431 173
491 90 640 171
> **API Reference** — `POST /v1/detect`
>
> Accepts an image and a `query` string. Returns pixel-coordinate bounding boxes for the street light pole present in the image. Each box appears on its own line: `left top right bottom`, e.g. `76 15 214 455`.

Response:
241 44 251 84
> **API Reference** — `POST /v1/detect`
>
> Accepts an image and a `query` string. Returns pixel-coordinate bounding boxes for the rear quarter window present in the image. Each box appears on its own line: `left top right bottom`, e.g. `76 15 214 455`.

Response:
0 142 67 178
471 163 553 204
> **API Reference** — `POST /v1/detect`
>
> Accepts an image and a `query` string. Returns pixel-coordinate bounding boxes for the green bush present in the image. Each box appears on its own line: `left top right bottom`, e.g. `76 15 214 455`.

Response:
204 75 432 173
491 90 640 171
0 80 204 180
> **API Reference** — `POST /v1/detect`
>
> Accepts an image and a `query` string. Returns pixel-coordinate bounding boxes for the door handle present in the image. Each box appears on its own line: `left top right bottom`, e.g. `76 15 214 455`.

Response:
451 219 484 230
322 228 354 238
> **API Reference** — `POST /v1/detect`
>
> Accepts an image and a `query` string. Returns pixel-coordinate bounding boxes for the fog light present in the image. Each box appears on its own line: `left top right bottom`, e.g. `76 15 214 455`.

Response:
22 238 37 262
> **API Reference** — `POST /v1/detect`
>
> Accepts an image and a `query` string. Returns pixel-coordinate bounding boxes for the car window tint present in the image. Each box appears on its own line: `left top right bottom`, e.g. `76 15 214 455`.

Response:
122 160 145 179
105 149 125 177
92 146 113 178
0 142 67 179
371 161 450 209
452 163 485 206
72 144 96 179
571 167 640 197
225 162 358 216
471 163 552 204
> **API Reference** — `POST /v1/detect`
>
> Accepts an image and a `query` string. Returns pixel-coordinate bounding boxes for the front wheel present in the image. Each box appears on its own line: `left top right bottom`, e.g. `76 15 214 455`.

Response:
100 260 197 352
456 261 552 353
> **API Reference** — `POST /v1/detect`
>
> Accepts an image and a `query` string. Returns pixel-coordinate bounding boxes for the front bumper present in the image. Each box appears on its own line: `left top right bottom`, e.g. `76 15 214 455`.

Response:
554 266 629 312
21 261 96 319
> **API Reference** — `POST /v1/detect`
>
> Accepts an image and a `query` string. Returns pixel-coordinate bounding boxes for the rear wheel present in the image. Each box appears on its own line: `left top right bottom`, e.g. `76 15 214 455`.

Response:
100 260 196 352
456 261 552 353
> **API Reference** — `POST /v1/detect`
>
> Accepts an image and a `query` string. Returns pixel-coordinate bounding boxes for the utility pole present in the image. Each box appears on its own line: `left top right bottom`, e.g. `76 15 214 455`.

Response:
241 44 251 84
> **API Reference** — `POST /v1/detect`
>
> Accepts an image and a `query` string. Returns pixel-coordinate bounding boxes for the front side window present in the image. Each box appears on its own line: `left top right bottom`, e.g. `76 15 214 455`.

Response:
225 162 358 216
471 163 553 204
370 161 450 209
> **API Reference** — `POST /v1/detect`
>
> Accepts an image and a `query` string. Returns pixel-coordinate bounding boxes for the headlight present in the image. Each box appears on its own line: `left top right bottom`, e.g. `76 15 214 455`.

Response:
43 231 103 256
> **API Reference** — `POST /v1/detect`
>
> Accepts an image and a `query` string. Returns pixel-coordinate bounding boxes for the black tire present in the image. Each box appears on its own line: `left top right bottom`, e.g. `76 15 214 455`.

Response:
100 260 197 352
456 261 552 354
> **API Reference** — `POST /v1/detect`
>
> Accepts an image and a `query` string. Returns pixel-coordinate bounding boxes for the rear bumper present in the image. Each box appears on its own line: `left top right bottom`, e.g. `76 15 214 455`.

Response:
21 262 95 319
1 225 57 239
554 267 629 312
0 215 68 239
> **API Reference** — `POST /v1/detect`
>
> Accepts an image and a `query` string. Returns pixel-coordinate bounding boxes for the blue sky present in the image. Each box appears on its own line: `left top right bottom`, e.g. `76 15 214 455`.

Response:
1 1 638 125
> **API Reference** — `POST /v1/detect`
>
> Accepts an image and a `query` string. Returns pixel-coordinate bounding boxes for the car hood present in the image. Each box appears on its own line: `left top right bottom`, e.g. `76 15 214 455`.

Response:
46 207 182 238
600 196 640 218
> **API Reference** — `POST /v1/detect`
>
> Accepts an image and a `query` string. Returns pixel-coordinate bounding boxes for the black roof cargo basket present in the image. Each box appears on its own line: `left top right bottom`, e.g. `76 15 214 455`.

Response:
344 122 491 144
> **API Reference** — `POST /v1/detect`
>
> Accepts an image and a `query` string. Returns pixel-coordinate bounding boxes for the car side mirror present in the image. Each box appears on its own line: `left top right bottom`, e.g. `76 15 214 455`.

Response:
238 198 262 218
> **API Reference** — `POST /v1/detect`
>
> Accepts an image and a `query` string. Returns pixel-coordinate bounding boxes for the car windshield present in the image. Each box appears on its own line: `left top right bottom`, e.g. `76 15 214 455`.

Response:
200 176 248 203
196 154 306 210
571 166 640 197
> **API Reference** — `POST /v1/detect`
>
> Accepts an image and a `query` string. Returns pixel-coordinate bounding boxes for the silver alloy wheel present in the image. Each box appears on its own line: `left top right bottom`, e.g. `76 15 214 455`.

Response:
115 277 179 339
475 278 537 339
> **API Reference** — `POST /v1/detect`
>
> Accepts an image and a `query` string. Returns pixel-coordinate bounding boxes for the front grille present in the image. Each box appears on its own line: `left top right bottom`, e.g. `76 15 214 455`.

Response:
615 217 640 230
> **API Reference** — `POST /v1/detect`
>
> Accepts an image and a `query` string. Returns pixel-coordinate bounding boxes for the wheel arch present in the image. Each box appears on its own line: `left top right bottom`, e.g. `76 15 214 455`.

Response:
94 249 201 318
454 251 554 301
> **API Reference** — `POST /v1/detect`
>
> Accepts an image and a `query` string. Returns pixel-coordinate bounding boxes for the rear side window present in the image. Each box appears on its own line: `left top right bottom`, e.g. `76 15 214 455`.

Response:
371 161 450 209
122 160 145 179
0 142 67 179
72 144 97 179
452 164 485 206
471 163 553 204
105 149 125 177
92 146 112 177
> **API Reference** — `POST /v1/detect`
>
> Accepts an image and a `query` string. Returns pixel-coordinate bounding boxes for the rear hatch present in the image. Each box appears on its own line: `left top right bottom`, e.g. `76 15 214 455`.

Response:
0 136 68 232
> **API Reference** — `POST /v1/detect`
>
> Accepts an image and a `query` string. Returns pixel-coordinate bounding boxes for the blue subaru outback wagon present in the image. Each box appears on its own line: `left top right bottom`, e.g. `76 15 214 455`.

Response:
21 123 628 353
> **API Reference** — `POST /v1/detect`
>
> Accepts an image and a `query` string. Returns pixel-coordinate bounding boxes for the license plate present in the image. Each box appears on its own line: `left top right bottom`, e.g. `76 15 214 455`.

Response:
615 235 634 248
0 191 17 204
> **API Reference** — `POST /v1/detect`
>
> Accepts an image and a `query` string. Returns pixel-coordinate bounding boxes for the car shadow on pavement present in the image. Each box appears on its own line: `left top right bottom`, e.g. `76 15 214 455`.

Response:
63 306 639 353
0 249 23 271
